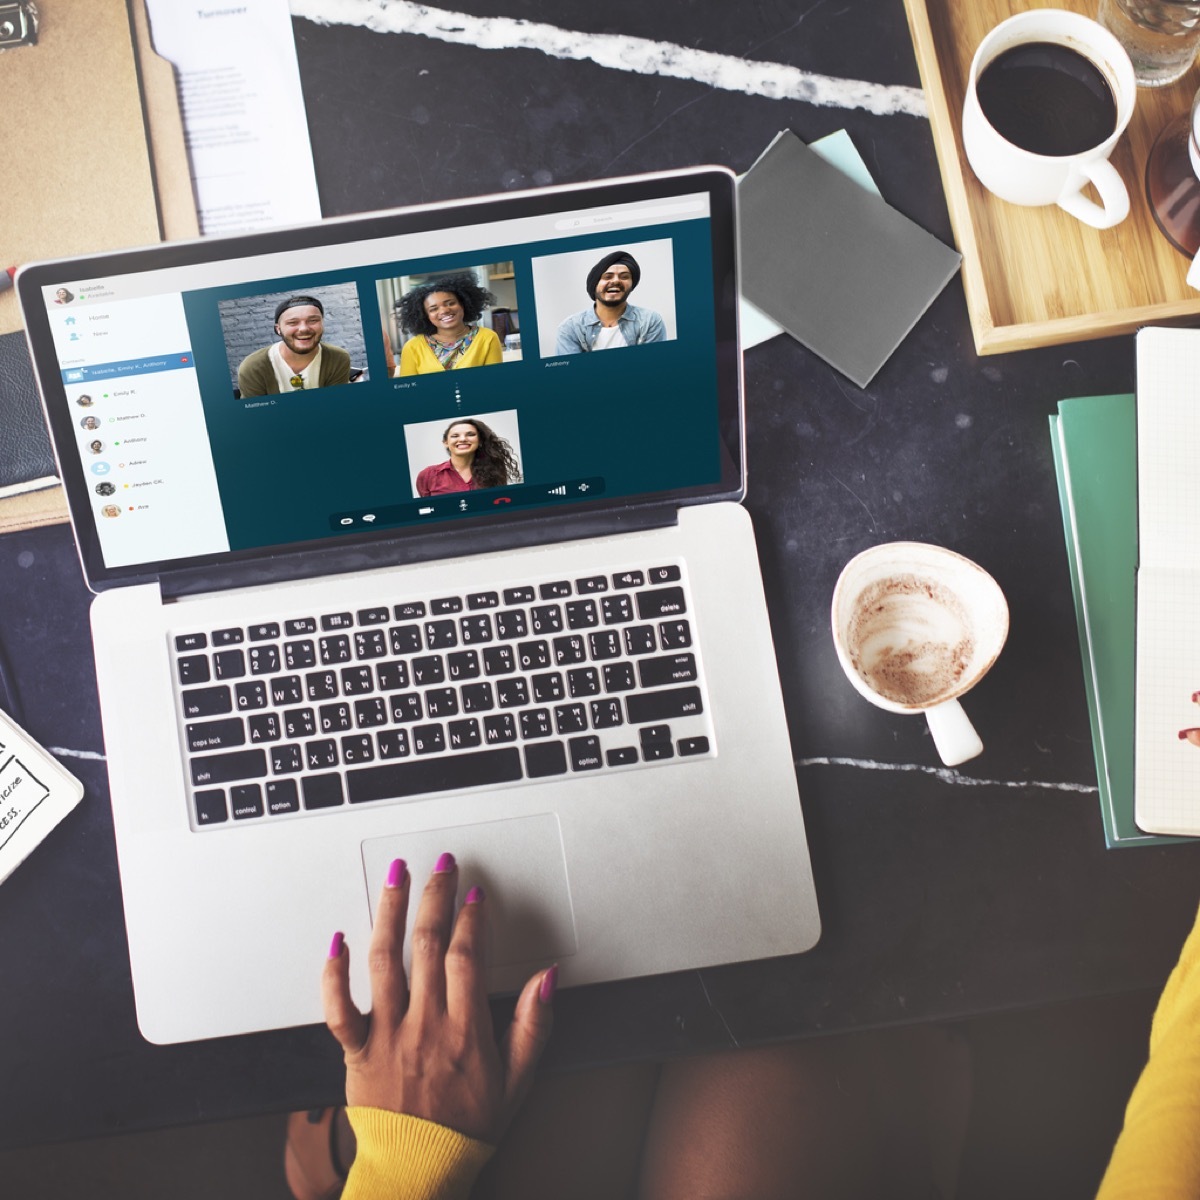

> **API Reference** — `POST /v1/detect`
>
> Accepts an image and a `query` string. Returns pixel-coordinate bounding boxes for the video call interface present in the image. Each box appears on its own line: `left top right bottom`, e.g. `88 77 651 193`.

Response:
40 189 727 574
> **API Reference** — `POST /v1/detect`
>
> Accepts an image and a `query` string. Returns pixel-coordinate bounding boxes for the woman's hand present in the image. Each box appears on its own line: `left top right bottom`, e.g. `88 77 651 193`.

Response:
322 853 556 1144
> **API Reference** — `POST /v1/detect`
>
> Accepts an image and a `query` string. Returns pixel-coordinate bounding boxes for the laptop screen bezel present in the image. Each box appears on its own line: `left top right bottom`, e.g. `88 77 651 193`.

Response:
19 167 744 594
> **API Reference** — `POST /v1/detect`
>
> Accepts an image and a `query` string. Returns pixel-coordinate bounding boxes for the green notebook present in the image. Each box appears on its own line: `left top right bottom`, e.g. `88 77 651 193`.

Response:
1050 393 1187 848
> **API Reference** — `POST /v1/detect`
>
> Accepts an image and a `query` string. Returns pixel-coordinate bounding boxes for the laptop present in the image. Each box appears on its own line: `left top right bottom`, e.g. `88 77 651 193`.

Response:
18 167 820 1045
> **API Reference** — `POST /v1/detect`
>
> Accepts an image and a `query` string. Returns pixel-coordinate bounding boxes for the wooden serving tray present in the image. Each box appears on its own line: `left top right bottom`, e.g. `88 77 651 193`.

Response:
905 0 1200 353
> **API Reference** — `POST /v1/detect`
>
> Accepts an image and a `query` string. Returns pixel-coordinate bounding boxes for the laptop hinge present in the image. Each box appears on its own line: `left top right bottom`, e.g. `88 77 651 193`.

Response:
158 504 682 601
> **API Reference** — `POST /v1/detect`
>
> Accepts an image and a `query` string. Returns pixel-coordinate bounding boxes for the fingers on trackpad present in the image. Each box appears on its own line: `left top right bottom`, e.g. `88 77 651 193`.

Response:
361 813 578 971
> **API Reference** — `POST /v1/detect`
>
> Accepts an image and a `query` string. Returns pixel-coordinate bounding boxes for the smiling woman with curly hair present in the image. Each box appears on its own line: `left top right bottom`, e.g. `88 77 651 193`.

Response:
396 273 503 376
415 417 521 496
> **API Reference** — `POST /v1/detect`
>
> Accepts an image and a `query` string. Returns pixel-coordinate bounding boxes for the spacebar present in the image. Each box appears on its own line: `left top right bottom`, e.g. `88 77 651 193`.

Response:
346 748 524 804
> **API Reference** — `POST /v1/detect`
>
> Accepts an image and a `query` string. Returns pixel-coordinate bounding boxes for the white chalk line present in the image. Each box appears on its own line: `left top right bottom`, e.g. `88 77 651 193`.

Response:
799 756 1099 794
49 746 106 762
290 0 927 118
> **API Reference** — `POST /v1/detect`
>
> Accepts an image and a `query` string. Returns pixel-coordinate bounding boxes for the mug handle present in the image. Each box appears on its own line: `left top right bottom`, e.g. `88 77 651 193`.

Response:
924 698 983 767
1056 158 1129 230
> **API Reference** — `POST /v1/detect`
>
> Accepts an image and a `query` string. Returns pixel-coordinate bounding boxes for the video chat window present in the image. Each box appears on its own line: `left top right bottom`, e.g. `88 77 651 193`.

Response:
376 264 522 378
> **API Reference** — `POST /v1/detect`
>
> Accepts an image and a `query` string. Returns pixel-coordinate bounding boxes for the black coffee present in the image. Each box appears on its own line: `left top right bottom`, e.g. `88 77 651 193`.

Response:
976 41 1117 158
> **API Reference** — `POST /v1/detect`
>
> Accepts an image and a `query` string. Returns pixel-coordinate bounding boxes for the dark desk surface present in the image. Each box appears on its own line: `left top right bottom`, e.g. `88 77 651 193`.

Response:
4 0 1199 1149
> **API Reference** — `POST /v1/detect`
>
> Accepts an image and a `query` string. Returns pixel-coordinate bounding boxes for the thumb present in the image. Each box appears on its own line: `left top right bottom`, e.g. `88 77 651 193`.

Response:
500 965 557 1118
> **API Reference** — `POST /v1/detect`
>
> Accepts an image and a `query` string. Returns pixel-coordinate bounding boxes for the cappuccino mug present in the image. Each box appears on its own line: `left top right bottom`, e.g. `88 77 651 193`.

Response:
831 543 1009 767
962 10 1136 229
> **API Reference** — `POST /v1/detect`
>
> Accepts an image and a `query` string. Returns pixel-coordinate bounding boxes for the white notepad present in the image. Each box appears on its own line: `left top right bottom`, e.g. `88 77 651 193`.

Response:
1134 327 1200 835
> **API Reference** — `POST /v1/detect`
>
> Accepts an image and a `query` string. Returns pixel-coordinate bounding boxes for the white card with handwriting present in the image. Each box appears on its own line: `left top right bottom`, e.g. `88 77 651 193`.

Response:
0 710 84 885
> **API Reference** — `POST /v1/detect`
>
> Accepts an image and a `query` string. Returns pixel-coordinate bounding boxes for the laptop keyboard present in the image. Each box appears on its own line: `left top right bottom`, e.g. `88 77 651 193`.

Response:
171 561 715 829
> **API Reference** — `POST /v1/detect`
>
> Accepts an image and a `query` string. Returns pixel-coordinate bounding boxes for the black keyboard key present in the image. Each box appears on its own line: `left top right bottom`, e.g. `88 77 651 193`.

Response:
461 682 494 712
283 708 316 739
186 717 244 753
413 724 446 755
638 653 698 689
553 635 587 665
182 685 232 718
525 742 567 778
590 698 624 728
235 680 268 710
377 729 411 759
642 741 675 762
568 667 600 698
569 736 603 771
247 713 280 743
355 629 388 660
249 645 281 675
286 617 317 635
285 640 317 670
390 625 423 655
302 773 344 809
357 607 390 625
660 620 692 650
266 779 301 814
467 591 499 609
576 575 608 593
213 627 245 645
347 746 523 803
195 789 228 825
191 748 267 786
270 675 304 706
613 571 644 589
448 650 481 680
177 655 211 685
566 600 599 629
321 612 354 631
589 630 622 661
637 586 687 620
532 672 564 703
503 586 535 605
639 724 672 744
305 739 339 770
459 616 493 644
554 703 587 735
496 610 528 639
377 661 409 691
341 666 375 695
648 565 681 584
530 604 562 634
319 702 352 733
306 670 339 701
249 622 281 641
601 595 633 624
497 677 529 708
539 580 572 599
520 709 552 740
627 687 704 724
425 688 458 718
395 601 426 619
411 655 445 686
320 635 352 664
448 718 481 749
606 747 639 767
483 646 515 676
517 640 551 670
603 662 636 692
431 596 464 614
231 784 264 820
270 744 303 774
355 697 388 728
623 626 657 656
341 734 375 764
214 649 246 679
390 693 424 723
484 713 517 744
175 632 207 652
679 736 710 756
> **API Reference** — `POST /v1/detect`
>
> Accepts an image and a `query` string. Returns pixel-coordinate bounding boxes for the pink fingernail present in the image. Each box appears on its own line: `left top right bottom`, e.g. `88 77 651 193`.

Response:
328 931 344 960
434 851 456 874
465 884 485 904
386 858 406 888
540 964 559 1004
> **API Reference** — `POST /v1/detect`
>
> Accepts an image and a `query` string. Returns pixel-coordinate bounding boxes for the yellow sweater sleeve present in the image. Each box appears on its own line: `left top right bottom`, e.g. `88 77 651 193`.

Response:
342 1107 495 1200
1097 901 1200 1199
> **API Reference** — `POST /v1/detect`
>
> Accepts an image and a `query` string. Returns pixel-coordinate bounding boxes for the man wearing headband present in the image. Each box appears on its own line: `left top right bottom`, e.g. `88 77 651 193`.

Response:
554 249 666 355
237 294 352 396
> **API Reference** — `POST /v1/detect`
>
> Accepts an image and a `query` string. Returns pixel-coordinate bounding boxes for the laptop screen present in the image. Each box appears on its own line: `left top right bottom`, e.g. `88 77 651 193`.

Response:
19 168 741 591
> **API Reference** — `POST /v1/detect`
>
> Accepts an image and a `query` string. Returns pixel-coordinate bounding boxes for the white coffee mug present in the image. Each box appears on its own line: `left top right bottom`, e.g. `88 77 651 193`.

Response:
962 10 1136 230
831 543 1009 767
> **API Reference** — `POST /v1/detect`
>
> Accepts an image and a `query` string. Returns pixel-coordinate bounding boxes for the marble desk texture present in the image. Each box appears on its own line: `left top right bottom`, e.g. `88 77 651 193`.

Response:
2 0 1198 1148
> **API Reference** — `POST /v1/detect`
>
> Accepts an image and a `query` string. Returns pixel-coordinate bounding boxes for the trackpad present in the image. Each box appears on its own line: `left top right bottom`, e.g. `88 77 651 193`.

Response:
361 813 578 970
